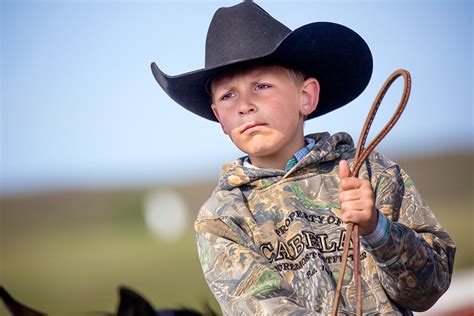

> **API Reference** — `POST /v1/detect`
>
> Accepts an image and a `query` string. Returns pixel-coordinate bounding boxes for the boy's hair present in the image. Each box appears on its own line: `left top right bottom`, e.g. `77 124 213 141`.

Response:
285 67 307 87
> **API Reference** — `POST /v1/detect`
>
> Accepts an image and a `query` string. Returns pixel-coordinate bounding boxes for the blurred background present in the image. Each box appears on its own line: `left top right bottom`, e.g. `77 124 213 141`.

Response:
1 0 472 315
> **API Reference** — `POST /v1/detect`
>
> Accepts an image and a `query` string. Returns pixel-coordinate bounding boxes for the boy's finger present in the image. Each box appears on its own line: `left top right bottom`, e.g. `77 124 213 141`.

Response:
338 160 351 179
340 177 363 190
339 189 360 202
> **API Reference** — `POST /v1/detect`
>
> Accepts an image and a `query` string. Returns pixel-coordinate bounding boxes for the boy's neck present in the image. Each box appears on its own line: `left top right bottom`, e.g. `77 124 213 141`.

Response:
248 135 307 171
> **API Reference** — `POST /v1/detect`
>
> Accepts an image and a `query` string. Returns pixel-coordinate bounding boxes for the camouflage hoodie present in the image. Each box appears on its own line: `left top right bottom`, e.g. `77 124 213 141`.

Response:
195 132 455 315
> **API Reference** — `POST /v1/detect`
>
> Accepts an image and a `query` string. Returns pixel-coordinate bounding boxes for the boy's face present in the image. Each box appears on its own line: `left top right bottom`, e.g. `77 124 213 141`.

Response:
211 64 319 169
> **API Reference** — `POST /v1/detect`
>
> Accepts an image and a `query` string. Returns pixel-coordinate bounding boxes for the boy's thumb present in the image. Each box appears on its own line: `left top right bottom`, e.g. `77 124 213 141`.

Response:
339 160 351 179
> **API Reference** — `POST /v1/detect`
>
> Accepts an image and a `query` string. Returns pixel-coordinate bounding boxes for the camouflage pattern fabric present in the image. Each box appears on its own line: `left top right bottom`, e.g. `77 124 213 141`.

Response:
195 132 456 315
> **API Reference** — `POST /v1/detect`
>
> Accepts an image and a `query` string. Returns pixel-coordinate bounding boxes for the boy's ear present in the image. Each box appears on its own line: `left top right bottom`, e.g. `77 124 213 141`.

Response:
211 104 229 135
300 77 320 116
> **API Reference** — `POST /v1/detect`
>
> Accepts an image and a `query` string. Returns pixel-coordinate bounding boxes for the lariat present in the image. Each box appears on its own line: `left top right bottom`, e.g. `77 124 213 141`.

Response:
331 69 412 316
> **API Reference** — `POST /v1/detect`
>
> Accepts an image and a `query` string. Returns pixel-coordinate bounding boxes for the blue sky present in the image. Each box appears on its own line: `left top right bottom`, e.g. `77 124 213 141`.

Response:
1 0 472 194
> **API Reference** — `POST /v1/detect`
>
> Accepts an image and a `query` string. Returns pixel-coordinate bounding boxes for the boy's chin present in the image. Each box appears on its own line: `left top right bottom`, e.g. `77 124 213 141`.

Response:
236 142 280 160
231 136 270 155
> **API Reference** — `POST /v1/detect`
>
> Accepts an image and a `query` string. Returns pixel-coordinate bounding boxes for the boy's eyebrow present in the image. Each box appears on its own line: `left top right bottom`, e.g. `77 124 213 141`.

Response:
211 81 235 99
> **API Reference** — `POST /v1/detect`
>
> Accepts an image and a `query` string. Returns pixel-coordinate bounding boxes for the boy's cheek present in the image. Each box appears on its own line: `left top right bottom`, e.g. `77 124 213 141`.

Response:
219 122 229 135
229 129 241 143
213 110 230 135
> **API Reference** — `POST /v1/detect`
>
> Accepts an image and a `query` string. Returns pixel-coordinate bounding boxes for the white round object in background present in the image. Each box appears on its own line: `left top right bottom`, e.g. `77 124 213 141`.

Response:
143 189 188 242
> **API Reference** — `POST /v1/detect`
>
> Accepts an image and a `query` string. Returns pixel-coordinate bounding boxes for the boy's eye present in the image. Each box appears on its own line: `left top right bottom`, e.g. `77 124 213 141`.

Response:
255 83 271 90
220 91 234 101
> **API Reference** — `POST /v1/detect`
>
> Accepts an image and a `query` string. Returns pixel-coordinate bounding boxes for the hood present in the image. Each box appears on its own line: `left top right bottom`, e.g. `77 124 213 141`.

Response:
217 132 354 191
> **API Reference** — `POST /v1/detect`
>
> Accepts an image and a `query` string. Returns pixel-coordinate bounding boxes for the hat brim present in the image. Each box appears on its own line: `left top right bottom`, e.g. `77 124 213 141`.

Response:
151 21 372 122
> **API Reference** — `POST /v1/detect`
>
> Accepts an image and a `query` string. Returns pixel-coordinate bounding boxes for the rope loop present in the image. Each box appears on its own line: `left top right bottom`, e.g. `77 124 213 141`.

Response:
331 69 411 316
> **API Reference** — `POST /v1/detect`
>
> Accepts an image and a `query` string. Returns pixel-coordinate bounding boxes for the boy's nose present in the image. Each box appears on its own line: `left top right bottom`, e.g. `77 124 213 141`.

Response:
238 98 257 115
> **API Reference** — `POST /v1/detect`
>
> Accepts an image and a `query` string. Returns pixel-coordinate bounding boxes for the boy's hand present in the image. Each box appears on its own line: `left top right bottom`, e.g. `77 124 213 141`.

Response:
338 160 378 236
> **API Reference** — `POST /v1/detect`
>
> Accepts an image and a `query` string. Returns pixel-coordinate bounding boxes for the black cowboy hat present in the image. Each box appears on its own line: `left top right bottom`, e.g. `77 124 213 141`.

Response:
151 1 373 122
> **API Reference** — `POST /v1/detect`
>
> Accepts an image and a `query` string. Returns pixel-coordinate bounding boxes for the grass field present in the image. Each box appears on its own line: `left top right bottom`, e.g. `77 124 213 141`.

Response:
1 187 221 315
1 152 472 315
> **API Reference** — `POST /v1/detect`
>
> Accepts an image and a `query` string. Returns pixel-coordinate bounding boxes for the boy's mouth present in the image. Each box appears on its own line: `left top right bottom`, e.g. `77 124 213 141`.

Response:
240 122 268 134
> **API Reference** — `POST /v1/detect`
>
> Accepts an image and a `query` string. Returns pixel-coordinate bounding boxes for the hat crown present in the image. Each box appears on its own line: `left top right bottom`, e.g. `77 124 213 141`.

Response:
205 1 291 68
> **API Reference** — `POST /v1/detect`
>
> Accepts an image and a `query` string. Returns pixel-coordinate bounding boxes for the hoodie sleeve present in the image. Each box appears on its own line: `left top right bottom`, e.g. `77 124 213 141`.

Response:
364 163 456 312
195 216 319 315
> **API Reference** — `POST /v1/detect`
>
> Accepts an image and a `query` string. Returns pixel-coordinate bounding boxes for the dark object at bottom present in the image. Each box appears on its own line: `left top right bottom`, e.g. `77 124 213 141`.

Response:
0 286 46 316
0 285 217 316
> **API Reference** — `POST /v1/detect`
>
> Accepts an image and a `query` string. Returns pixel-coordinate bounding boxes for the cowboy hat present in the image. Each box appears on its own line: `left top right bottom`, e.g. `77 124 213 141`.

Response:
151 1 373 122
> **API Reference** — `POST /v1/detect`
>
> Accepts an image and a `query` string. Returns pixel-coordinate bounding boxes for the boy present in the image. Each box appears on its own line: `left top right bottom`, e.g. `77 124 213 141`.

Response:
151 1 455 314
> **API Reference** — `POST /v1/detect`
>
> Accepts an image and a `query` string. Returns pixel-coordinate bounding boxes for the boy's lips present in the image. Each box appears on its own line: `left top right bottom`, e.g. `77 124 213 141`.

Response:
240 122 268 134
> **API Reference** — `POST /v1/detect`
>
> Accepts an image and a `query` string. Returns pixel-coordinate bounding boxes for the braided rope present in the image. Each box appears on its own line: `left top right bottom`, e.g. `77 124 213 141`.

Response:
331 69 411 315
